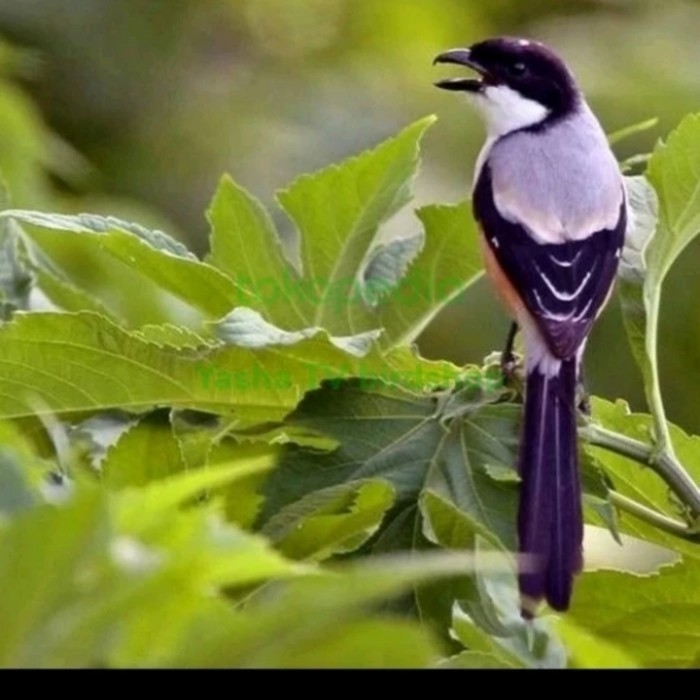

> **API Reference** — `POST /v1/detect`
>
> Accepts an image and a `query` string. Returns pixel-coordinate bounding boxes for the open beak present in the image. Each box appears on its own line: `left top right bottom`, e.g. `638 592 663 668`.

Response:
433 48 488 92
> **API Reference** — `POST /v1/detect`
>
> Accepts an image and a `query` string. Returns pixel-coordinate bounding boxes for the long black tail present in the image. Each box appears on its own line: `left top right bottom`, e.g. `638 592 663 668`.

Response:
518 358 583 615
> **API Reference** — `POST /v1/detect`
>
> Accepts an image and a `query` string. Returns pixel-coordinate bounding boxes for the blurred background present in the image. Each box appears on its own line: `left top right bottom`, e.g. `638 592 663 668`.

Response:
0 0 699 432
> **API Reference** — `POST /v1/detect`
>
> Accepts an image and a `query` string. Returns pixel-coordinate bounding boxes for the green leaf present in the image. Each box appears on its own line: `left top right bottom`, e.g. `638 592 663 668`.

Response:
555 619 640 669
0 311 460 423
113 454 280 535
207 175 308 327
420 408 520 551
263 381 519 547
0 493 111 667
102 412 187 489
261 382 440 518
166 551 490 669
0 460 301 668
568 559 700 668
8 211 194 258
132 324 215 349
618 176 658 384
170 410 238 471
213 440 281 530
619 116 700 455
452 540 567 669
376 202 483 348
4 210 254 318
278 117 435 333
252 619 435 669
211 306 381 356
262 479 395 560
361 233 424 307
207 119 437 338
646 114 700 283
206 119 482 351
29 263 118 318
69 411 135 469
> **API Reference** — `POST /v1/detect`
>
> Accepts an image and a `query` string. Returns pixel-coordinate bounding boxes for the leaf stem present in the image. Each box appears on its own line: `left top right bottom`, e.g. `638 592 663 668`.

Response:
608 491 699 541
581 422 700 519
645 292 676 457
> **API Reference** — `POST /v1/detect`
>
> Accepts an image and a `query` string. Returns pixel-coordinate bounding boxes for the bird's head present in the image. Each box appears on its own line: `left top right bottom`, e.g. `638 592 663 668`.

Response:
434 37 580 136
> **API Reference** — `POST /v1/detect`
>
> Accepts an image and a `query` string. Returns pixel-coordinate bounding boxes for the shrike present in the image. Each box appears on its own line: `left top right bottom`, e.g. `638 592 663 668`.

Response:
434 38 626 614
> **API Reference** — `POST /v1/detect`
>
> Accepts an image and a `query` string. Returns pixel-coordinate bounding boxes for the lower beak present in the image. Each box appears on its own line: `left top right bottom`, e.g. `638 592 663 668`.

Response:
433 48 485 92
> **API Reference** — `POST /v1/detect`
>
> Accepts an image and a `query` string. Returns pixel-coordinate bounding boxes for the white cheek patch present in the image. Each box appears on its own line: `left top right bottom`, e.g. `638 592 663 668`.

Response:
470 85 550 138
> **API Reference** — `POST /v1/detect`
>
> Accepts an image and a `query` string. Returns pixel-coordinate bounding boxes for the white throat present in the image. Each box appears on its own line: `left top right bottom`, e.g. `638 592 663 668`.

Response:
470 84 550 138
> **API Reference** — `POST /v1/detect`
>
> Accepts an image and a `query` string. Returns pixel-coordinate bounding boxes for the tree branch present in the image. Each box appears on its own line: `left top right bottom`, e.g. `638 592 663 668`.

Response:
580 422 700 527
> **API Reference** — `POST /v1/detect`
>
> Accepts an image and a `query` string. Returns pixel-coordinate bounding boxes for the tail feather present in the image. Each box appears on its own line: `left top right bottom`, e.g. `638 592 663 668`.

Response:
518 358 583 614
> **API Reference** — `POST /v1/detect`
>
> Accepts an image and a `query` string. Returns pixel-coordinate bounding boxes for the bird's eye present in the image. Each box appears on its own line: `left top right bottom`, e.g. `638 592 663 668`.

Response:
510 62 527 76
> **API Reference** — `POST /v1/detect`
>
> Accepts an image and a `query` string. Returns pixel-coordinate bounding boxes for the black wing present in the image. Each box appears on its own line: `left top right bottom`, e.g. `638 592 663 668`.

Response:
474 164 626 359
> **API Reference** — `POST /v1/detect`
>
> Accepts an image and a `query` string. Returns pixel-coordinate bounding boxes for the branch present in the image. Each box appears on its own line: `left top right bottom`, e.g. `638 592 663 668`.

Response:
580 422 700 526
608 492 700 541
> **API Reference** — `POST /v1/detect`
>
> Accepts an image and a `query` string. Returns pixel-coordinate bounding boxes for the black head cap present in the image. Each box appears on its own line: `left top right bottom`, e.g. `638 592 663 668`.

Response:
435 37 580 119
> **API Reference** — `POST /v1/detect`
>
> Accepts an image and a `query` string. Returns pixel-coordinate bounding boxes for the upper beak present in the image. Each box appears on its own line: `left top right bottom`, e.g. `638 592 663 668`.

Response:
433 48 485 92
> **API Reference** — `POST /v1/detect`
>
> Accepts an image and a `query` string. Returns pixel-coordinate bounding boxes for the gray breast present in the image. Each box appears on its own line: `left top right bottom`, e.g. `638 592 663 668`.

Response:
485 104 624 244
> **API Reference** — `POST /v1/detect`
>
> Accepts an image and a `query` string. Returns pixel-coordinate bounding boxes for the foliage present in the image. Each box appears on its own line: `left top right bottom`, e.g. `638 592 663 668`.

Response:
0 113 699 668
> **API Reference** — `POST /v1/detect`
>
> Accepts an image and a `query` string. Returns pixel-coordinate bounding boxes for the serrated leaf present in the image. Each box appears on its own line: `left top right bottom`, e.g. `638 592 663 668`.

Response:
70 411 136 469
568 559 700 668
278 117 435 333
646 114 700 281
5 211 194 259
132 324 215 350
5 211 253 318
375 202 483 348
262 479 395 560
211 440 281 530
421 409 520 550
263 380 520 550
0 311 460 423
102 412 187 489
260 382 441 520
205 125 483 352
170 410 238 471
361 233 424 307
207 120 441 341
207 175 308 326
211 306 381 357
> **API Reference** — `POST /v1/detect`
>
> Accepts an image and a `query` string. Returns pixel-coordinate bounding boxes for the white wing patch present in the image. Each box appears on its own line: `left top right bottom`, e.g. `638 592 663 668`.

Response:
534 264 593 302
549 251 583 268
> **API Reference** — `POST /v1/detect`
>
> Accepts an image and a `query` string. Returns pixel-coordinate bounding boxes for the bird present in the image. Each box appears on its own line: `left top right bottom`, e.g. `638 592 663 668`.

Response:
434 38 626 615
